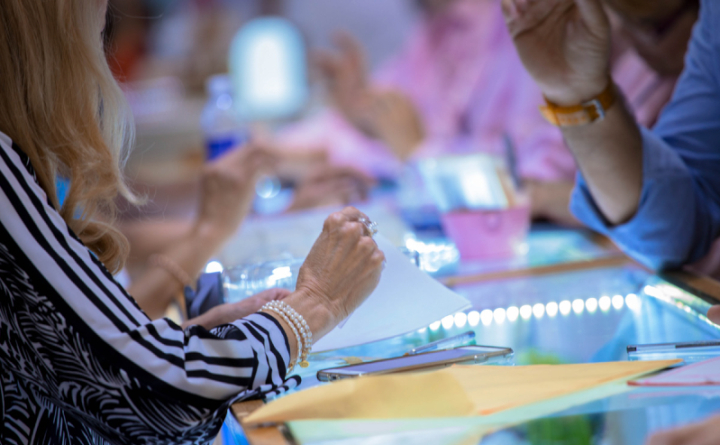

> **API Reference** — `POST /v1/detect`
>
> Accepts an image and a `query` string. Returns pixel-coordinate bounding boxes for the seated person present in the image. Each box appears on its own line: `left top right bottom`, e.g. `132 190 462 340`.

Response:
280 0 578 224
122 144 276 319
502 0 720 284
0 1 385 443
278 0 689 225
502 0 720 439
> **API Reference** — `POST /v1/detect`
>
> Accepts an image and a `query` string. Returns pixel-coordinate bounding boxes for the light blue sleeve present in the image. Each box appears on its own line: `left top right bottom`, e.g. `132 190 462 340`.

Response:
570 0 720 271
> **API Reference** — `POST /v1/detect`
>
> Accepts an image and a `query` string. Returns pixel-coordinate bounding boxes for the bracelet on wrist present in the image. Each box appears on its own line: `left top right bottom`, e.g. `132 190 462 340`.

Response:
263 306 302 372
262 300 313 370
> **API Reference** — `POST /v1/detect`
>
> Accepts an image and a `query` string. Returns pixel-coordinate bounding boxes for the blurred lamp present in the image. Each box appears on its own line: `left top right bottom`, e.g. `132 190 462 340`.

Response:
229 17 308 121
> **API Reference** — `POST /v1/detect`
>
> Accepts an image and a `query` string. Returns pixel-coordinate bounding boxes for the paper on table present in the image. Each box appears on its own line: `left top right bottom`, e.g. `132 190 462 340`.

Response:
290 424 489 445
244 360 680 425
286 379 632 444
450 360 680 415
629 356 720 386
312 234 471 352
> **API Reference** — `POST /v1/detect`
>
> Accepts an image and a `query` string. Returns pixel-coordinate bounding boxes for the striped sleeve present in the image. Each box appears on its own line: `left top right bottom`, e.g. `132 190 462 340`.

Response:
0 132 298 407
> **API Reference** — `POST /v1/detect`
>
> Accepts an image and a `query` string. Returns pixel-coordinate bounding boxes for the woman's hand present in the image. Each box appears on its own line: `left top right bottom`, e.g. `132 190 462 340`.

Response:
315 33 425 157
182 288 291 330
502 0 612 105
283 207 385 339
194 144 277 246
272 147 330 183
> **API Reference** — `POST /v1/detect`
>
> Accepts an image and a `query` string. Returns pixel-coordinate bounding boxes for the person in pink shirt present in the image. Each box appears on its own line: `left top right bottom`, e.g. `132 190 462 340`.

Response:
277 0 694 224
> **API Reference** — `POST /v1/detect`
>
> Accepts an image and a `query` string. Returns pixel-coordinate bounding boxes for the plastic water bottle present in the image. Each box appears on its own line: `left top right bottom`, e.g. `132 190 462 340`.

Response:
201 75 248 161
223 258 305 303
201 75 286 213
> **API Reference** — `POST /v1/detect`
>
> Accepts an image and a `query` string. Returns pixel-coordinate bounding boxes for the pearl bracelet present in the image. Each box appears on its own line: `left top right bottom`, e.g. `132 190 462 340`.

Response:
262 306 302 372
262 301 313 369
265 301 312 368
271 301 312 366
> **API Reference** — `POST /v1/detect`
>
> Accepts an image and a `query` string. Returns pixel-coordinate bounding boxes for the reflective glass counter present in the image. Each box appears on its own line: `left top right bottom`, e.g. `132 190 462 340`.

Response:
123 115 719 445
219 194 720 445
413 223 619 281
218 195 621 284
227 263 720 445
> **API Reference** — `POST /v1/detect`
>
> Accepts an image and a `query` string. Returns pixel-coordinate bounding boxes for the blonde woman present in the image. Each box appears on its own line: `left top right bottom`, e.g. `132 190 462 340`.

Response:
0 1 385 444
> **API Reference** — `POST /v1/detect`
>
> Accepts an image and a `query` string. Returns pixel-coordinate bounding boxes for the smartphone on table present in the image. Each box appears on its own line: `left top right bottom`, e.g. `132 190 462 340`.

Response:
317 345 513 382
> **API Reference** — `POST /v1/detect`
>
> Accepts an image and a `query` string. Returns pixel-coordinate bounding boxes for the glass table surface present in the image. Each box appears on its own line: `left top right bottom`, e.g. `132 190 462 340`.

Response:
413 224 619 280
225 264 720 445
219 195 718 445
218 194 620 283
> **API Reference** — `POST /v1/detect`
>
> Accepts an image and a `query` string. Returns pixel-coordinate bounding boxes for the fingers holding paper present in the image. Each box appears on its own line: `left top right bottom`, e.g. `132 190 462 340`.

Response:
284 207 385 339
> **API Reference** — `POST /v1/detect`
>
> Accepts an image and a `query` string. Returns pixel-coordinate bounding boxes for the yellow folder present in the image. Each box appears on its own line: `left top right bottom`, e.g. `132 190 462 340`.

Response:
245 360 680 425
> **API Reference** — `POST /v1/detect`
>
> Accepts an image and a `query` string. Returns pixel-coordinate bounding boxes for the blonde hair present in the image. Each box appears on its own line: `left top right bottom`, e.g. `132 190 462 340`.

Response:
0 0 135 273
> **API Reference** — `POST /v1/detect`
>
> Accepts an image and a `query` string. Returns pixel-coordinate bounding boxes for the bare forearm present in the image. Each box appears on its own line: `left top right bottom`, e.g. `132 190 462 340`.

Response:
561 88 644 225
129 228 224 319
121 219 194 264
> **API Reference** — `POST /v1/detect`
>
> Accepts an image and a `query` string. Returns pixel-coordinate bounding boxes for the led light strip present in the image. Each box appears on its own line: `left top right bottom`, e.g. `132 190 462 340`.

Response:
426 293 643 331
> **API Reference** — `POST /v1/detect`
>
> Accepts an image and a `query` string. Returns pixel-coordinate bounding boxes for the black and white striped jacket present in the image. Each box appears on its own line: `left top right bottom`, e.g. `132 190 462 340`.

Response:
0 131 299 444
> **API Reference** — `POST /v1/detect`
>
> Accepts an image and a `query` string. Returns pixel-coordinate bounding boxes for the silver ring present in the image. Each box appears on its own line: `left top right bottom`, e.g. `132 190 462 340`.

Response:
358 217 378 237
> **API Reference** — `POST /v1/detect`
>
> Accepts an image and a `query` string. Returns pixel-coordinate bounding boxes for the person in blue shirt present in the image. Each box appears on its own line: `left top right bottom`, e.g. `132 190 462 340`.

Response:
500 0 720 315
502 0 720 442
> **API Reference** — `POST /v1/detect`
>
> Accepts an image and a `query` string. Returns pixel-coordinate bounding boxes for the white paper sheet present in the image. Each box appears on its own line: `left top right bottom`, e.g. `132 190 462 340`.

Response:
217 202 411 268
312 235 471 352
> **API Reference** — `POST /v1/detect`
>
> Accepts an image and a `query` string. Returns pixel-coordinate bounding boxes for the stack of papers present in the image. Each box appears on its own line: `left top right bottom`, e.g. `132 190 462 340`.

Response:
244 360 680 425
630 356 720 386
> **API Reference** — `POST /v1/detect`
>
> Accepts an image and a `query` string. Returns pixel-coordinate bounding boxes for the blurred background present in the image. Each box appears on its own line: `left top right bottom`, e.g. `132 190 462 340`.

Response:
109 0 417 171
108 0 422 279
111 0 699 284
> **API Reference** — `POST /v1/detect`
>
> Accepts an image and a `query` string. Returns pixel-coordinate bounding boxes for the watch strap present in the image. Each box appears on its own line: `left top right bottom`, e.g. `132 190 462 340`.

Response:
540 83 616 127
